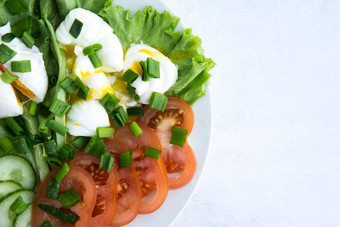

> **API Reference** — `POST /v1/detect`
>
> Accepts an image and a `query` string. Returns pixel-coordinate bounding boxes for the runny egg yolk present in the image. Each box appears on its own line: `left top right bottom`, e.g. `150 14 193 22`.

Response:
63 45 77 70
130 61 143 75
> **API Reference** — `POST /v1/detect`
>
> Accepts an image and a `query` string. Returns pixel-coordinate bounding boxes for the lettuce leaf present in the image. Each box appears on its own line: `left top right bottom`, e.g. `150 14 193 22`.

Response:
55 0 111 19
99 5 182 55
100 6 215 104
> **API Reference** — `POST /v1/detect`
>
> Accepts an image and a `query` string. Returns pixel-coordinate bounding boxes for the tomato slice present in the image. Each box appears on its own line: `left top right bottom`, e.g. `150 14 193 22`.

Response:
114 122 168 214
138 96 197 189
32 165 97 227
69 152 118 227
104 139 142 227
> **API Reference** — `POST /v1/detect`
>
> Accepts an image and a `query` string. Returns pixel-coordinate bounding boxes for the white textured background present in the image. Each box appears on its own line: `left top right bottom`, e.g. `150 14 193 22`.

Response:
164 0 340 226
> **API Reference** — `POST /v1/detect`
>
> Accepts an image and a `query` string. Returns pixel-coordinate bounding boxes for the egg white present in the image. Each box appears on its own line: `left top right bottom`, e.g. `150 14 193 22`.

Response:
0 80 23 118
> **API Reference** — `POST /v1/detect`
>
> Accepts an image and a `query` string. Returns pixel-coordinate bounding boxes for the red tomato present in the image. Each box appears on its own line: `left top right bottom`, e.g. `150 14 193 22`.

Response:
69 152 118 227
32 165 97 227
138 96 197 189
114 122 168 214
104 139 142 227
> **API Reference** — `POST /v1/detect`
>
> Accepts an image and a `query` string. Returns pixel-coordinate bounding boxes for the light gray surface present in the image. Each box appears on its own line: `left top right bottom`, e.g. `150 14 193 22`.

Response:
165 0 340 226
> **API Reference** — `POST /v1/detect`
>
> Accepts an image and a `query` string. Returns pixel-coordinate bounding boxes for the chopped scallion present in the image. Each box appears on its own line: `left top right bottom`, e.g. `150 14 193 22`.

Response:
170 126 188 147
119 150 133 168
5 117 23 135
99 152 115 172
40 219 53 227
149 92 168 112
144 146 161 159
99 93 120 113
127 107 144 116
97 127 114 138
10 196 27 215
129 121 143 137
38 204 79 224
71 137 88 149
49 98 71 117
44 140 57 156
21 31 35 48
11 16 32 37
55 163 69 183
0 71 18 84
145 57 160 78
1 33 15 43
0 136 14 153
83 44 102 56
46 119 69 136
58 188 82 208
69 19 83 39
47 156 62 168
111 106 128 128
88 53 102 68
59 77 78 94
83 136 107 158
11 60 31 72
5 0 27 14
74 76 89 100
46 178 59 199
0 43 17 63
29 102 38 116
11 135 29 154
122 69 139 84
126 84 140 102
58 144 76 161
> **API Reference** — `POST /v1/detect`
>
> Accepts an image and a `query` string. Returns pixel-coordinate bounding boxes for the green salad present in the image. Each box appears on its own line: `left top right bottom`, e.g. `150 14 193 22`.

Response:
0 0 215 226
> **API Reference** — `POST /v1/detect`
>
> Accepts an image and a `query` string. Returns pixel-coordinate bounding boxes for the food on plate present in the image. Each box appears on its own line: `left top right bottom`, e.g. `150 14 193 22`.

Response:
0 0 215 226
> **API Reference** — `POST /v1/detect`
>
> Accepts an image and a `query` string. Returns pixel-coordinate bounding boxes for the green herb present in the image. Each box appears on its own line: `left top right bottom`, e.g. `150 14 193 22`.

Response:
74 76 89 100
58 188 82 208
119 150 133 168
84 136 107 158
11 60 31 72
59 77 78 94
129 121 143 137
149 92 168 112
46 178 59 199
55 163 69 183
99 152 115 172
5 117 23 135
69 19 83 39
71 137 88 149
97 127 114 138
38 204 79 224
99 93 120 112
144 146 161 159
0 137 14 153
49 98 71 117
127 107 144 116
46 119 69 136
10 196 27 215
122 69 139 84
0 71 18 84
0 43 17 63
170 126 188 147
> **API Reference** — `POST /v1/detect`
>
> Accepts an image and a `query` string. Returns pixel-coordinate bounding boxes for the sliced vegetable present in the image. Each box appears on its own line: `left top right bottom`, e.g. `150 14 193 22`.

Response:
46 119 69 136
11 136 29 154
0 136 14 153
149 92 168 112
111 106 128 128
39 219 52 227
13 203 32 227
75 76 89 100
1 33 15 43
49 98 70 117
11 60 31 73
69 18 83 39
5 117 23 135
170 126 188 147
0 43 17 63
100 93 120 112
0 181 22 201
37 204 79 224
88 52 102 68
46 178 59 200
55 163 69 183
29 102 38 116
59 77 78 94
97 126 114 138
144 147 161 159
129 121 143 137
71 136 88 149
122 69 138 84
119 150 133 168
21 31 35 48
43 140 57 156
10 196 28 215
99 152 115 172
127 107 144 116
0 71 18 84
83 136 107 158
58 188 82 208
83 43 102 55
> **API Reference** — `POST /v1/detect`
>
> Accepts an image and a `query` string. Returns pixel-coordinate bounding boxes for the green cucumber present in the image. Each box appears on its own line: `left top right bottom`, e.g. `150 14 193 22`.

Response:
13 203 33 227
0 181 22 201
0 155 36 190
0 189 35 227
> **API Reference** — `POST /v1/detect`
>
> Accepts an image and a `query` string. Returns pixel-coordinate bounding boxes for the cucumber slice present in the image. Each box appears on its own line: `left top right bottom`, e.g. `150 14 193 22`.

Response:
14 203 32 227
0 189 35 227
0 155 36 190
0 181 22 201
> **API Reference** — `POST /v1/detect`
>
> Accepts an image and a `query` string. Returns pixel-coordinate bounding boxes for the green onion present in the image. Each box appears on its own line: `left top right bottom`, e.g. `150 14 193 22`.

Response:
46 119 69 136
69 19 83 39
21 31 35 48
40 219 53 227
149 92 168 112
47 156 62 168
0 43 17 63
1 33 15 43
46 177 59 199
38 204 79 224
99 152 115 172
127 107 144 116
99 93 120 113
11 16 32 37
11 135 29 153
59 77 78 94
5 0 27 14
144 147 161 159
55 163 69 183
5 117 23 135
11 60 31 73
145 58 160 79
0 136 14 153
129 121 143 137
71 137 88 149
84 136 107 158
58 188 82 208
140 60 149 81
58 144 76 161
126 84 140 102
88 53 102 68
122 69 139 84
119 150 133 168
74 76 89 100
10 196 27 215
111 106 128 128
29 102 38 116
97 127 114 138
44 140 57 156
170 126 188 147
49 98 71 117
83 44 102 55
0 71 18 84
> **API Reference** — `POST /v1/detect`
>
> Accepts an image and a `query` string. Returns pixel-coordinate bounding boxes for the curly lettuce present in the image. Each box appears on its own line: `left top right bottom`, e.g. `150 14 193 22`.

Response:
99 5 215 104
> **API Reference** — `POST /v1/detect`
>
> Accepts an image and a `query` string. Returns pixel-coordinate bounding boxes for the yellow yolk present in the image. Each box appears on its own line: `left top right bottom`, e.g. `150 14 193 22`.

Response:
12 80 37 99
130 61 143 75
87 86 113 100
63 45 77 70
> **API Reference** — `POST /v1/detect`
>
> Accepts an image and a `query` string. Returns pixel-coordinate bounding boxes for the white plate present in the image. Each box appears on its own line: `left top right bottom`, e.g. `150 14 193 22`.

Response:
113 0 213 226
